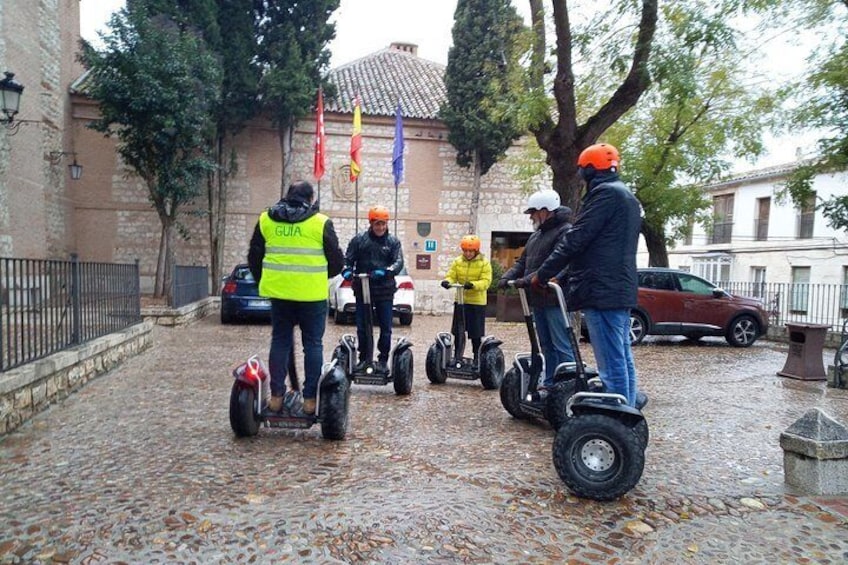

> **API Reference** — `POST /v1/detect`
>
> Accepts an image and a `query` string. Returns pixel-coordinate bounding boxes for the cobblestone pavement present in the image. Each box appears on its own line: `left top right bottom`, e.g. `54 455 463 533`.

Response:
2 313 847 564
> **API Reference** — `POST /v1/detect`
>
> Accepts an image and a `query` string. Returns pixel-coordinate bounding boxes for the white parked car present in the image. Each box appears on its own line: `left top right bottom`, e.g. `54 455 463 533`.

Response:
328 267 415 326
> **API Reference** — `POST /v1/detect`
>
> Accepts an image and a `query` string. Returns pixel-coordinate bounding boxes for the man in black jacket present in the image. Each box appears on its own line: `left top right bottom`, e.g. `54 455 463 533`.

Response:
342 206 404 374
247 181 344 415
532 143 641 406
499 190 574 391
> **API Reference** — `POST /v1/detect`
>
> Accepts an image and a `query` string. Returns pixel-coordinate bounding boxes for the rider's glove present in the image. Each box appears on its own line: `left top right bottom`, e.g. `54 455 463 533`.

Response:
341 269 353 281
372 269 386 279
440 280 451 289
513 277 530 289
497 278 509 290
463 281 474 290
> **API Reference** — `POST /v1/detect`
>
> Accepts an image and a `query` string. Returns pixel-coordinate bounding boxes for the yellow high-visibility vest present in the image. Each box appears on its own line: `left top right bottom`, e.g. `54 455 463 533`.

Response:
258 212 329 301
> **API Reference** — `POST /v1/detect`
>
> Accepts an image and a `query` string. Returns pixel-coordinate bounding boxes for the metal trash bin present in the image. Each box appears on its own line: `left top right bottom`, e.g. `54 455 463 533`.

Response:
777 323 829 381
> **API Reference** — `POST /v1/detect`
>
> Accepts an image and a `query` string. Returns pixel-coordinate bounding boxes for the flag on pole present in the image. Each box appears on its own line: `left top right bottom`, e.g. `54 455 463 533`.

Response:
313 87 325 181
392 100 404 187
349 96 362 182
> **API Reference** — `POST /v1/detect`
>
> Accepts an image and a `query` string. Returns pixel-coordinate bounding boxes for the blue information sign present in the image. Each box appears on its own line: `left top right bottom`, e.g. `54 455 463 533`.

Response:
424 239 437 252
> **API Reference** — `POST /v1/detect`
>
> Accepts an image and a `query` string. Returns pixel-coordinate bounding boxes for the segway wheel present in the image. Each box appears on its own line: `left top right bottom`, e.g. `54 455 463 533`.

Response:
544 378 578 431
229 383 260 437
425 344 447 384
633 418 649 448
320 370 350 441
392 349 414 395
479 347 505 390
552 413 644 501
499 367 527 420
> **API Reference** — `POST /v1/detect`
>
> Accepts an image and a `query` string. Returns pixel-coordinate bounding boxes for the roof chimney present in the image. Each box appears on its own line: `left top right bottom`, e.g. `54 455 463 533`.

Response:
389 42 418 56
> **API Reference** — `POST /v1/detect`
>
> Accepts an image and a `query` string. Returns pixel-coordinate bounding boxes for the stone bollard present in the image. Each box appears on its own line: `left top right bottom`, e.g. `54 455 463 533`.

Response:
780 408 848 495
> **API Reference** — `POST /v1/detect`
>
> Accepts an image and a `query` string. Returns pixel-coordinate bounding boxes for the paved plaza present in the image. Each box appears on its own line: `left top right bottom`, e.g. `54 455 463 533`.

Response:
1 313 847 564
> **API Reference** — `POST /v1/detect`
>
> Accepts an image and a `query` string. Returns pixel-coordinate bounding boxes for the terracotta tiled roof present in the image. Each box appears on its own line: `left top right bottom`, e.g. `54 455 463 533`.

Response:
326 47 446 120
703 159 815 190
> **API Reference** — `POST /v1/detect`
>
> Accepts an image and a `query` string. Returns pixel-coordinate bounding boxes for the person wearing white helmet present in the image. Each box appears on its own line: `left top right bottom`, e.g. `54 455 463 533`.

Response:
498 189 575 392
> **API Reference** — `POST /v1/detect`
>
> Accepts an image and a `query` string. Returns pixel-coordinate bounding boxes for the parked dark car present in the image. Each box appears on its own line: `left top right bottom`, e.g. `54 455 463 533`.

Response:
582 268 769 347
220 264 270 324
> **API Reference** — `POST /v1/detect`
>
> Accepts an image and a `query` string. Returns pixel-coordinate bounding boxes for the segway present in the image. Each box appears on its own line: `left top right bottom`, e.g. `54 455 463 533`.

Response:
228 353 350 440
425 282 504 389
332 273 414 395
542 281 648 500
499 280 601 430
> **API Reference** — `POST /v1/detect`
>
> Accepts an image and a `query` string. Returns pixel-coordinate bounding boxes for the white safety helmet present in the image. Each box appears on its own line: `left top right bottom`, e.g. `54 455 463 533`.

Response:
523 190 561 214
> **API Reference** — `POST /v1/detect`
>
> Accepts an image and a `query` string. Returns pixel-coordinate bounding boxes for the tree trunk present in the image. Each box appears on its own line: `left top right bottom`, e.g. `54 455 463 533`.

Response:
278 122 294 197
208 134 230 294
469 150 482 234
153 219 175 300
548 143 585 215
642 222 669 267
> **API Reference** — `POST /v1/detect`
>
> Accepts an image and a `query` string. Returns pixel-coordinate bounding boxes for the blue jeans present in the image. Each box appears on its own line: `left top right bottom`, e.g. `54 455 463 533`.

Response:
356 299 393 362
583 308 638 406
533 306 575 387
269 299 327 400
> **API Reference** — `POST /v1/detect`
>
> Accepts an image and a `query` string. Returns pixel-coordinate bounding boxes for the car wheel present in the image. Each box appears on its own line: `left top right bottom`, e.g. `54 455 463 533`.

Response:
221 307 234 325
726 314 759 348
334 308 346 324
682 332 704 342
398 313 413 326
629 312 647 345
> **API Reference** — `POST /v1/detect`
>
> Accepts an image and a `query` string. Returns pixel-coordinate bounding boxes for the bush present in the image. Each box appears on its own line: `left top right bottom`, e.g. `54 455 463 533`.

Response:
489 259 505 292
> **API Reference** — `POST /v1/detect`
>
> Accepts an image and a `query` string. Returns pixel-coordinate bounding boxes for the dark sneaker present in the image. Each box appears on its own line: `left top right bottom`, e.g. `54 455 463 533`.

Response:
375 361 389 374
354 360 370 373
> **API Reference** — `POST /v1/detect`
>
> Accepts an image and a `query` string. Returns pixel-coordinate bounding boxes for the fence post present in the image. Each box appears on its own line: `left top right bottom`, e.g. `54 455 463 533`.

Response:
70 253 81 345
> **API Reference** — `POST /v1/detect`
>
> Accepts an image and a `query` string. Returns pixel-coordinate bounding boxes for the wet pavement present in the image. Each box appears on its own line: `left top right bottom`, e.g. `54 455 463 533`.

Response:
1 312 847 564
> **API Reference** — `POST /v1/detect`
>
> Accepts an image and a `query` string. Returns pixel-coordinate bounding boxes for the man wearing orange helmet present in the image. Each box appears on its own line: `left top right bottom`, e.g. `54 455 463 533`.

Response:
441 235 493 368
532 143 642 407
341 206 405 374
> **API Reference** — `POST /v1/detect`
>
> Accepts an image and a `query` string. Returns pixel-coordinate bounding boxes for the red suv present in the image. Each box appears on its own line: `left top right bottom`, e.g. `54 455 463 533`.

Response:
628 268 768 347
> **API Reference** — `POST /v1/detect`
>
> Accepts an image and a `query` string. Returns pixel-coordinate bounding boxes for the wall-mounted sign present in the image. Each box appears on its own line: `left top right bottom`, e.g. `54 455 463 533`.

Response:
424 239 437 252
416 254 431 270
417 222 431 237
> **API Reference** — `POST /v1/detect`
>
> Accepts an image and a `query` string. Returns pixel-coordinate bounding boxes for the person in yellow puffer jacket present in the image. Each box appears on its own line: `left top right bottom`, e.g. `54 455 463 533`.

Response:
441 235 492 367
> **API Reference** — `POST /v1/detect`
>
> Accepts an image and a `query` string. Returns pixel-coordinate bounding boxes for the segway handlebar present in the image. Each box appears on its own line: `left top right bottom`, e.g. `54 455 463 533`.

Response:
506 280 531 317
546 281 571 329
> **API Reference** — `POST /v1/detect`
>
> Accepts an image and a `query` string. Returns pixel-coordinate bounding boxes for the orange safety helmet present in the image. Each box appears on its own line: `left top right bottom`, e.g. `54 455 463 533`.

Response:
460 234 481 251
577 143 620 171
368 206 390 222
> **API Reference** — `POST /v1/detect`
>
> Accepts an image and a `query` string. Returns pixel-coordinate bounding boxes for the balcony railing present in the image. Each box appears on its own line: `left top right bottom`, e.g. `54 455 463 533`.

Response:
709 221 734 244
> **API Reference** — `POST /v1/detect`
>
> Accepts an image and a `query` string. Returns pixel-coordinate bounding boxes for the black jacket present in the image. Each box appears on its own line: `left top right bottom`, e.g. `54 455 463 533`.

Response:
503 206 572 308
247 199 344 284
536 172 641 311
344 229 404 303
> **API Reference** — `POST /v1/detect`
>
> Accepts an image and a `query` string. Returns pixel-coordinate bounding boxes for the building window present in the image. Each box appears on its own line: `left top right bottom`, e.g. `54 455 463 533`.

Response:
683 218 693 246
841 266 848 314
797 193 815 239
755 197 770 241
710 194 734 244
693 255 732 284
751 266 766 298
790 266 811 313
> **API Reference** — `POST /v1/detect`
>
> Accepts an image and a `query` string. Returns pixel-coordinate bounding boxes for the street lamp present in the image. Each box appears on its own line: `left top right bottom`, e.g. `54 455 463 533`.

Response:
48 151 84 181
1 71 40 135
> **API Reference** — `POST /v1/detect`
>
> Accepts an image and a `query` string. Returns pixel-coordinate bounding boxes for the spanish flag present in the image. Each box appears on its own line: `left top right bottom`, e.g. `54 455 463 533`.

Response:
349 96 362 182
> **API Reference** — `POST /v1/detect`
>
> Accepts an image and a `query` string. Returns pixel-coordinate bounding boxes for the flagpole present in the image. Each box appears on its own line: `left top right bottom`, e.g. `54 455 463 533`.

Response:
394 183 398 234
355 179 359 231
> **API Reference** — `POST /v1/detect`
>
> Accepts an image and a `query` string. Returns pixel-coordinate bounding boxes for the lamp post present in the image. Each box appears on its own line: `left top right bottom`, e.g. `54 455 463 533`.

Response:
0 71 23 123
48 151 84 181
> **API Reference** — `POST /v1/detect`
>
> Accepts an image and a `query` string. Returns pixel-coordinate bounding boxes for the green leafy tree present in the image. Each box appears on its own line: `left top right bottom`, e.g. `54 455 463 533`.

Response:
606 4 778 266
254 0 339 194
441 0 527 233
79 5 221 298
780 1 848 232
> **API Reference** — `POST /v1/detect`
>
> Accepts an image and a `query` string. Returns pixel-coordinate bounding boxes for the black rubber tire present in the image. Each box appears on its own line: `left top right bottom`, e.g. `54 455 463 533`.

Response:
499 367 526 420
320 376 350 441
630 312 647 345
726 314 759 348
552 413 645 501
479 347 505 390
221 308 234 325
399 313 413 326
544 378 578 431
682 332 704 342
333 309 346 325
229 383 259 437
425 344 447 384
633 418 650 448
392 349 414 395
331 345 350 378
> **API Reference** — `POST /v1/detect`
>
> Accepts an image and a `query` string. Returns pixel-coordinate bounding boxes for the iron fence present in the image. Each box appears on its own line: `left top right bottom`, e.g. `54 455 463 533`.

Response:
720 281 848 331
1 255 141 372
171 265 209 308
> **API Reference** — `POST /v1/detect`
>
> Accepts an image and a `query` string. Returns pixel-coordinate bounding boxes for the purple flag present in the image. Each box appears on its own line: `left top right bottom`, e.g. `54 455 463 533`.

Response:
392 101 404 187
